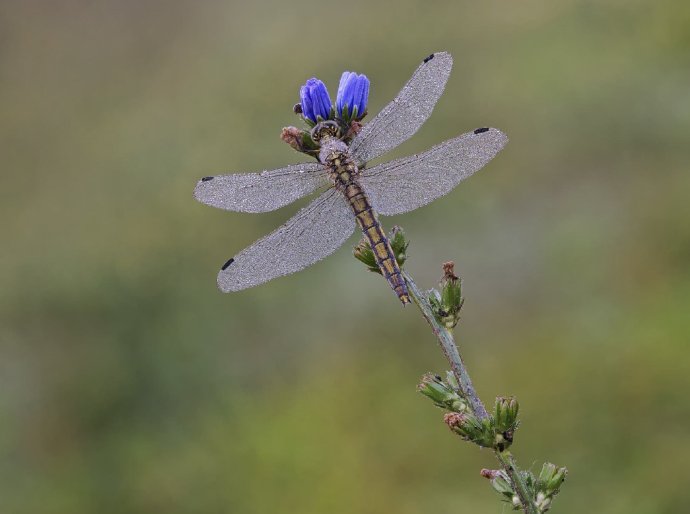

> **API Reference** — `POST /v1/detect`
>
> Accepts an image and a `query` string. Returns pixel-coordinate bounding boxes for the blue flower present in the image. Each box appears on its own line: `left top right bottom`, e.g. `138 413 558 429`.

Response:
299 78 332 124
336 71 369 121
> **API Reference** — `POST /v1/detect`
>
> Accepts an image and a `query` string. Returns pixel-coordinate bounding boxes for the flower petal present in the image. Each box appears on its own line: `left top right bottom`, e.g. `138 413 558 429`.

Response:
336 71 352 113
299 84 314 122
336 72 369 120
299 78 332 123
355 75 369 115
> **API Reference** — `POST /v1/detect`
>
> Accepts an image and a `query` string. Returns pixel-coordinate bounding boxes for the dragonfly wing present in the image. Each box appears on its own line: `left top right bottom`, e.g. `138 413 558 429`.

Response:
194 162 329 213
217 189 356 292
349 52 453 165
359 128 508 216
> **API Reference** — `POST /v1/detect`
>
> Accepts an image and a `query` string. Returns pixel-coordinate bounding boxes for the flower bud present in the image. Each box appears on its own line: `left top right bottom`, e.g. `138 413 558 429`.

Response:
494 396 519 430
523 462 567 512
480 469 516 502
353 226 408 274
417 373 468 412
493 396 519 450
428 262 464 329
299 78 333 125
353 237 378 273
280 126 319 156
388 226 409 267
336 71 369 122
444 412 494 448
537 462 567 497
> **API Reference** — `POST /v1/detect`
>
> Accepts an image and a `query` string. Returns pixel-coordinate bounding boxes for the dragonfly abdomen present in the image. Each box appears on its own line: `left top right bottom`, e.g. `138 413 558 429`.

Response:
349 185 410 304
323 146 410 304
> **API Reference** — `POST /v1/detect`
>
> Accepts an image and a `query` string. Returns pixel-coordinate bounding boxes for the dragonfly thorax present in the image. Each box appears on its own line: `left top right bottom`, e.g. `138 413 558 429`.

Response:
312 121 358 170
319 138 355 180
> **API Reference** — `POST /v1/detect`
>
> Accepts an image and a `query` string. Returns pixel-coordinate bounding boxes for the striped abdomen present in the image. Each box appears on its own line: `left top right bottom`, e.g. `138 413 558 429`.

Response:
345 181 410 304
324 149 410 305
319 139 410 305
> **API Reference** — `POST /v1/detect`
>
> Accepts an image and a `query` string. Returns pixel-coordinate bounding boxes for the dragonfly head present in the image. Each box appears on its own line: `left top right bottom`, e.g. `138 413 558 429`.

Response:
310 120 342 145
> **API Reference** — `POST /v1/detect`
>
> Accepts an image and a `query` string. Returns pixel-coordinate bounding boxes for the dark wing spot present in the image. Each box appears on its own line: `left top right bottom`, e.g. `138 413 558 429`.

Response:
423 53 435 63
221 258 235 270
201 176 214 182
473 127 490 134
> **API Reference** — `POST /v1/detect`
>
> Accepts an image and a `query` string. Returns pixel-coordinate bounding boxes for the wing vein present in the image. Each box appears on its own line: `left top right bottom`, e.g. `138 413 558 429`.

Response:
350 52 453 164
194 162 329 213
216 189 356 291
359 128 508 216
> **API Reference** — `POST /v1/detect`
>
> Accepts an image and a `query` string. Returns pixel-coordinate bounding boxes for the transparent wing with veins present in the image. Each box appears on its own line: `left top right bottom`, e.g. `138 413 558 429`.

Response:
359 128 508 216
194 162 329 213
217 189 356 292
349 52 453 165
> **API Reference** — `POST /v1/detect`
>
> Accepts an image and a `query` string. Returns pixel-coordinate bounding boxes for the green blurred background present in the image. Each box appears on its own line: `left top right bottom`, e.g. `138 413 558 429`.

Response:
1 1 689 513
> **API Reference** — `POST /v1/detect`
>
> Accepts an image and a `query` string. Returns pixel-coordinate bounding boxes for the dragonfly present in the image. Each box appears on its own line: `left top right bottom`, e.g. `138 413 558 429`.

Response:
194 51 507 304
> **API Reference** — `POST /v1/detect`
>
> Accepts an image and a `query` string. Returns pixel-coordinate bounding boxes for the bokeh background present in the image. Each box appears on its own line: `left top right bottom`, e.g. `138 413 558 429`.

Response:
1 1 689 513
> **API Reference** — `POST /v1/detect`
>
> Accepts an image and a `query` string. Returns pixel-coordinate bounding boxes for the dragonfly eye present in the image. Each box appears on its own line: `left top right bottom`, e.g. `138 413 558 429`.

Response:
310 120 341 144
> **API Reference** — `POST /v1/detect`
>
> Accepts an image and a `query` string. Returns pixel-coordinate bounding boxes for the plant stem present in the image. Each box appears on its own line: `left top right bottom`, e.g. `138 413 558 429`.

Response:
495 450 536 514
403 270 537 514
403 271 488 419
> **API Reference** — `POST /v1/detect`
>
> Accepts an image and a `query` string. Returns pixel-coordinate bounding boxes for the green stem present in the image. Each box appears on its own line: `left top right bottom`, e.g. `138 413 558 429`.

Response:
403 271 536 514
495 450 537 514
403 271 488 419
